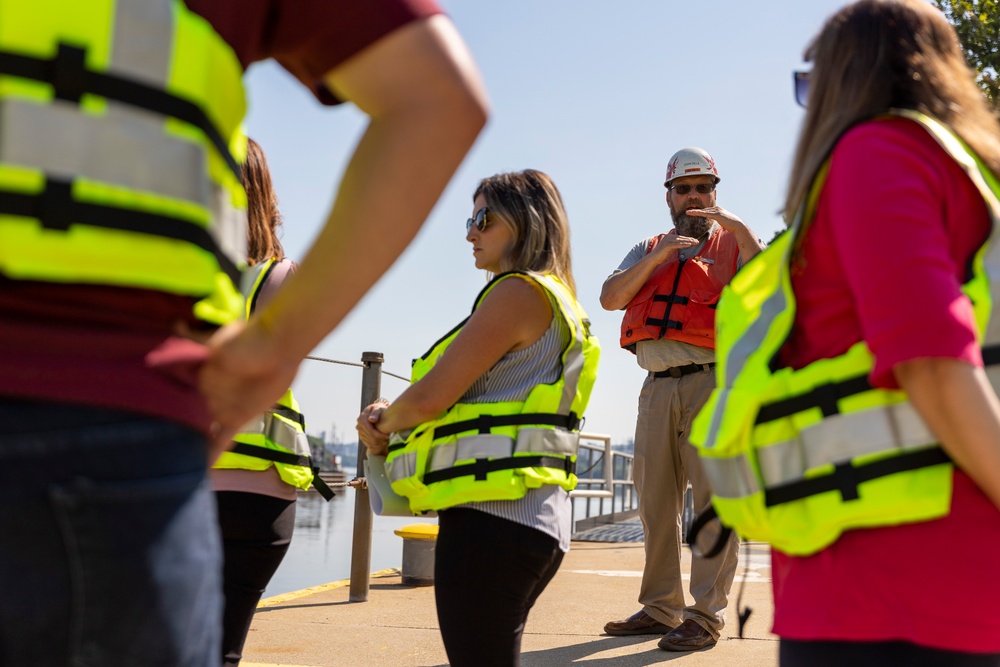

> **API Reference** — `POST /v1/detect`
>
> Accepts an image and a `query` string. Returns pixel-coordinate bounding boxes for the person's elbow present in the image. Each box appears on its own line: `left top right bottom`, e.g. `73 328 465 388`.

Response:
431 68 489 148
599 281 625 311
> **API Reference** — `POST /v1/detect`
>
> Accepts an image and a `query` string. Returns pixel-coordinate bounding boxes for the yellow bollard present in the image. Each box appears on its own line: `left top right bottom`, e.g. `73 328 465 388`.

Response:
393 523 439 586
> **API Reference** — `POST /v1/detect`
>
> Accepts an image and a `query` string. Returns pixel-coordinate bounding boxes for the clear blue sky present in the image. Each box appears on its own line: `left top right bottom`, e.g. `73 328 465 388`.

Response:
242 0 849 446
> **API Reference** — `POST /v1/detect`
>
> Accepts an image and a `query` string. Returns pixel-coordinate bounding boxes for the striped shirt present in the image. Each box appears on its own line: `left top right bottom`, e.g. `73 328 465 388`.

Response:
452 282 574 552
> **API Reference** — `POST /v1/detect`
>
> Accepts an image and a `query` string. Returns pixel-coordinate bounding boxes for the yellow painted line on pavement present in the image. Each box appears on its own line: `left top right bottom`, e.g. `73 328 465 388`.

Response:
256 568 401 609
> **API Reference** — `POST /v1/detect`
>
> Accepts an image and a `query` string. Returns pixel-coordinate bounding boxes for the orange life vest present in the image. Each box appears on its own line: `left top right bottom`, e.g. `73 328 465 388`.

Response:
619 229 740 353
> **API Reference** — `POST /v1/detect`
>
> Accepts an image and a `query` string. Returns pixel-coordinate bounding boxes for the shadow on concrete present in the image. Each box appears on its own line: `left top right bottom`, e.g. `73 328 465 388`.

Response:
520 635 718 666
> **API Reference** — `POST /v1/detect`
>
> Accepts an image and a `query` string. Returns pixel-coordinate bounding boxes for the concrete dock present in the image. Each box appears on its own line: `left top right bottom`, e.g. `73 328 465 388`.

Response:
241 538 777 666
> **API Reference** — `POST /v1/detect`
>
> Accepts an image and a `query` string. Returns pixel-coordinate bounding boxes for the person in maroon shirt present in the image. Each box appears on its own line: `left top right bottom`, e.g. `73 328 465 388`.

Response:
0 2 487 665
772 1 1000 665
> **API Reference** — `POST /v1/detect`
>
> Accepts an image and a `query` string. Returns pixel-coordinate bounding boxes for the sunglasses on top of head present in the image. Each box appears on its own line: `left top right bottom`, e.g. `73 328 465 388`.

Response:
466 207 489 233
668 182 716 195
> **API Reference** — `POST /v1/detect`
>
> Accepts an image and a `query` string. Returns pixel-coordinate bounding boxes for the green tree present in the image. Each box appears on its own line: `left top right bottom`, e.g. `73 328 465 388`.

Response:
934 0 1000 108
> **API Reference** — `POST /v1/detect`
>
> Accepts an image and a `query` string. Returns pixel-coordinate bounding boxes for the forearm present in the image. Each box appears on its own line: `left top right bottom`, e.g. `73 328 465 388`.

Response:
600 260 658 311
895 357 1000 510
729 220 765 264
376 386 449 436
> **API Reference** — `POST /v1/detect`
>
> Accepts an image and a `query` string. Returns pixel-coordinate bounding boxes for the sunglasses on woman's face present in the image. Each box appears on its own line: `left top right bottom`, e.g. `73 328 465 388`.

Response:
793 70 810 108
466 207 489 233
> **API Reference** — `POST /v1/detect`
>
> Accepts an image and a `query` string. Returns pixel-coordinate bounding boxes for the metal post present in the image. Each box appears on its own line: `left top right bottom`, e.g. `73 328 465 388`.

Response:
349 351 382 602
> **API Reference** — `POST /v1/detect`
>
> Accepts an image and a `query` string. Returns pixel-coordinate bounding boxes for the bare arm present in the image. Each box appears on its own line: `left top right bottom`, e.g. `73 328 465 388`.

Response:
200 15 489 450
895 357 1000 511
686 207 765 264
357 278 552 456
599 235 698 311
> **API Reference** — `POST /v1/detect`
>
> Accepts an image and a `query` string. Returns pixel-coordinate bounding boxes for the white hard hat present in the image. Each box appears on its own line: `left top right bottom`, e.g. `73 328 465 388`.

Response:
664 147 720 186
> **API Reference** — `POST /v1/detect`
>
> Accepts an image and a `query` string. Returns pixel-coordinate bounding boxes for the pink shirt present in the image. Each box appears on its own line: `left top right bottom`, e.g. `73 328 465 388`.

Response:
771 117 1000 652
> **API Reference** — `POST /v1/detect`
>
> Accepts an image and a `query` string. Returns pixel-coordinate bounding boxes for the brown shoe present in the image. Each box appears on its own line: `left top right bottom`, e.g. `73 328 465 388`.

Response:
604 610 673 636
657 619 717 651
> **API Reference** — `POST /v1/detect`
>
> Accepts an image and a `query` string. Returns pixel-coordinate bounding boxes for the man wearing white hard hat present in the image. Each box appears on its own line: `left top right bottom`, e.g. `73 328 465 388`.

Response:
599 147 764 652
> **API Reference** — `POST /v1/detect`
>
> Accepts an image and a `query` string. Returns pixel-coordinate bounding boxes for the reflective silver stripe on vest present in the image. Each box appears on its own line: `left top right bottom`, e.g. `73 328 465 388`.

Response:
240 412 309 457
421 426 579 475
537 275 587 415
112 0 172 84
515 427 578 456
703 218 797 450
241 260 271 302
428 434 513 473
0 0 243 261
1 102 208 204
756 400 936 487
386 450 418 484
699 454 760 500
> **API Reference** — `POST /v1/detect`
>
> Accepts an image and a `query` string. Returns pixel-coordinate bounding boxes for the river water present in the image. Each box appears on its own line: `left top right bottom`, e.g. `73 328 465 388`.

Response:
264 475 428 598
265 459 638 598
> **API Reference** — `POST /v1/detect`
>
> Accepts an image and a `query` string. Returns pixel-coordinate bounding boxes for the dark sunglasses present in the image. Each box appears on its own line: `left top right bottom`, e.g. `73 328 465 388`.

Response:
668 183 716 195
793 70 810 108
466 207 489 233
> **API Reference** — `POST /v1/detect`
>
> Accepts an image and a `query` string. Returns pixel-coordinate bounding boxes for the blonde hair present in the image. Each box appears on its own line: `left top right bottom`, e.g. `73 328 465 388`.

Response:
473 169 577 295
243 137 285 265
784 0 1000 219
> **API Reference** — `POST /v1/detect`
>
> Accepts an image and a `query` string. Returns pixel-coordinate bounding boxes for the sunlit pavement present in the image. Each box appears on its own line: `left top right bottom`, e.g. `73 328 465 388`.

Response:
242 540 777 667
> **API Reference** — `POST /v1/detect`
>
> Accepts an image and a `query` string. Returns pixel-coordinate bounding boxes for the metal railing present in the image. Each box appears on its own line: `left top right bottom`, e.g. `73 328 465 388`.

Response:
570 433 638 533
569 433 696 539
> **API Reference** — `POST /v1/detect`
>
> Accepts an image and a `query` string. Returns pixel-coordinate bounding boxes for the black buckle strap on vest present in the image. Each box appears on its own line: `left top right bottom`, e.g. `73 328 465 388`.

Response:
982 343 1000 367
653 294 690 305
763 446 952 507
686 504 734 559
422 454 575 485
270 405 305 430
757 344 1000 426
310 470 336 501
685 507 751 637
0 177 241 285
651 362 716 379
0 44 242 182
230 442 310 468
432 412 580 439
228 443 335 501
654 257 688 339
644 316 684 331
754 374 872 424
50 43 87 103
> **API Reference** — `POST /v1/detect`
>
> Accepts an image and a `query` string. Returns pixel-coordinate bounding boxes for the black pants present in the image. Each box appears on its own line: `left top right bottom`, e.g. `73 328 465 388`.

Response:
215 491 296 667
434 508 564 667
781 639 1000 667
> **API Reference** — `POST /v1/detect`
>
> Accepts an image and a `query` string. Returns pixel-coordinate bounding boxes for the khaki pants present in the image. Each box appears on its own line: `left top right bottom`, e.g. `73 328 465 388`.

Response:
633 370 739 638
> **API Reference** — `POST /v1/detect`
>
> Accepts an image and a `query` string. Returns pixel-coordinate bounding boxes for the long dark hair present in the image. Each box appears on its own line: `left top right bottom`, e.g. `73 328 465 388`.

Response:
784 0 1000 219
243 137 285 264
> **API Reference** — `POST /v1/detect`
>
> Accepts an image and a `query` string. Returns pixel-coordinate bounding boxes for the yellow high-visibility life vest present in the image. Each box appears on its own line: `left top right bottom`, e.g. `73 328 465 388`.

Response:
213 259 334 500
690 110 1000 555
0 0 249 324
385 272 601 514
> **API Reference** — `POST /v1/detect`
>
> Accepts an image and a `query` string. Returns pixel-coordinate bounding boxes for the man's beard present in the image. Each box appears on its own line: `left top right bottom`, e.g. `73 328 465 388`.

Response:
671 207 711 239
